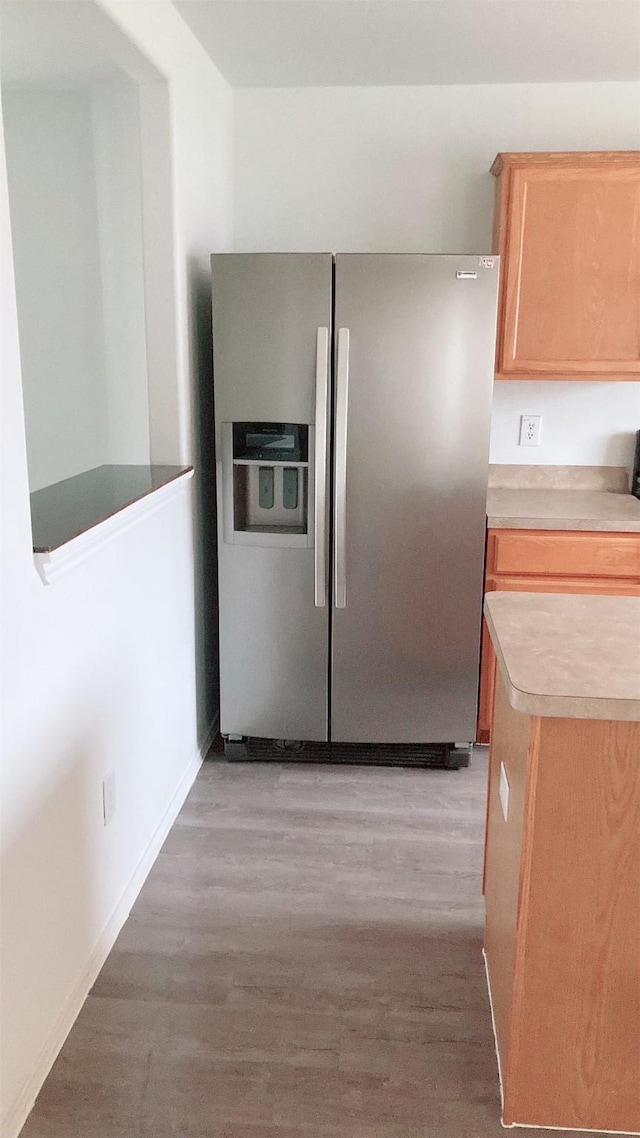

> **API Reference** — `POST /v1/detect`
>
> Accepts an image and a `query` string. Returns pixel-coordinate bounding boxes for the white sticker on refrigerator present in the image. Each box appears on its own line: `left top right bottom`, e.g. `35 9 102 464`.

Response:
479 257 495 268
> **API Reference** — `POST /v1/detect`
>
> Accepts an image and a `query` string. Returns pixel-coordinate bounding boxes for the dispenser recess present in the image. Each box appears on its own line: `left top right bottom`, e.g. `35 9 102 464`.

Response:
221 421 312 547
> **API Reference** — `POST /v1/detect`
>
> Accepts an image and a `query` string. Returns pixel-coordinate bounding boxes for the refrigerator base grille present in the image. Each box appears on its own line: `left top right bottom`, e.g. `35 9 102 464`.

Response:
223 738 471 770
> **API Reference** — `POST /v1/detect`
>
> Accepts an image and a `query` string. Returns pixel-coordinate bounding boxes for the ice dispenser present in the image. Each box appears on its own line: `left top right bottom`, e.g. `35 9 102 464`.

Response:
221 422 312 546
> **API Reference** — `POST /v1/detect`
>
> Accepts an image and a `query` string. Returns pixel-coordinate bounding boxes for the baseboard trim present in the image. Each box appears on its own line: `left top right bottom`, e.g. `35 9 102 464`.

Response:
2 746 204 1138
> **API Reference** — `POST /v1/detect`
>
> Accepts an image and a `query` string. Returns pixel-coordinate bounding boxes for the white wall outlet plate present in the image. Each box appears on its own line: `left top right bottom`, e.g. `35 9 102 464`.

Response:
519 414 542 447
102 771 117 826
499 761 510 822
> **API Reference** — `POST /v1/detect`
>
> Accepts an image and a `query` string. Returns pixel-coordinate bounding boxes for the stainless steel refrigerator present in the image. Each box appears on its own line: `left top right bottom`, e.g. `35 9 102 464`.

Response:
212 253 499 759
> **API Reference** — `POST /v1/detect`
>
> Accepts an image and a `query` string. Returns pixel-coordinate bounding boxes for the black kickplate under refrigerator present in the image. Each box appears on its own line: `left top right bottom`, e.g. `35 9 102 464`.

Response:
224 738 471 769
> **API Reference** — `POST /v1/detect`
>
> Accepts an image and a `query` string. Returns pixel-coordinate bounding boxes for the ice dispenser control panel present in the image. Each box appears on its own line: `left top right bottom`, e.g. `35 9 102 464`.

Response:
225 422 310 544
233 422 307 463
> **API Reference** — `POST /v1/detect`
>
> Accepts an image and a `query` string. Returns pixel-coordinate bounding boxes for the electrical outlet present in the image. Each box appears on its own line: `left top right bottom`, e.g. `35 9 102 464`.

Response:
519 414 542 447
102 771 116 826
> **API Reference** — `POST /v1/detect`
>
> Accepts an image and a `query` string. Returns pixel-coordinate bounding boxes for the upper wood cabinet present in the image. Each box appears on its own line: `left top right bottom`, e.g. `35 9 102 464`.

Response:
491 151 640 380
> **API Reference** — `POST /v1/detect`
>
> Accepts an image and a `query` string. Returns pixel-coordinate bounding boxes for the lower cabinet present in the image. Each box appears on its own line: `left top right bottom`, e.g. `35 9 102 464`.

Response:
484 674 640 1131
477 529 640 743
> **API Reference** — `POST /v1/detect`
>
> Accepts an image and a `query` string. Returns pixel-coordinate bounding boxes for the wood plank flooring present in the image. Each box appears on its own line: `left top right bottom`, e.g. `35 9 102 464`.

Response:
20 754 618 1137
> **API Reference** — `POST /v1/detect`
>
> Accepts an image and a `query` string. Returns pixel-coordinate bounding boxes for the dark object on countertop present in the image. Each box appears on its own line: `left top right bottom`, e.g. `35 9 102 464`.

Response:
633 431 640 499
30 464 192 552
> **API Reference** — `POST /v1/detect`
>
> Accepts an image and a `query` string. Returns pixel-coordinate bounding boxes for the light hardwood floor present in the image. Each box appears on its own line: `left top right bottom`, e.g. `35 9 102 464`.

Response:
21 754 618 1137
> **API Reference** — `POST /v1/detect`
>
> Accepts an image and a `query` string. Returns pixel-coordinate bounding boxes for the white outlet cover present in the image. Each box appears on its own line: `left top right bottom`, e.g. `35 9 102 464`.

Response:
499 762 510 822
519 414 542 447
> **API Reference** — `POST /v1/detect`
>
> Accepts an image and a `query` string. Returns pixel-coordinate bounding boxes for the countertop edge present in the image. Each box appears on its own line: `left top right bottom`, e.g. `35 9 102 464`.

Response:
508 686 640 721
483 595 640 721
486 515 640 533
32 465 194 553
33 468 194 585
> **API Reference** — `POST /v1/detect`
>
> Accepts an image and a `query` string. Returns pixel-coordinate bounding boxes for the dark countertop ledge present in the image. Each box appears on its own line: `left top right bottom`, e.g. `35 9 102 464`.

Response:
31 464 193 553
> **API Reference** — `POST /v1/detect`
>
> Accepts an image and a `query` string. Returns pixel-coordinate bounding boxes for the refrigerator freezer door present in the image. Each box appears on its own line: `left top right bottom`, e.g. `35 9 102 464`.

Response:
331 254 499 744
212 254 332 741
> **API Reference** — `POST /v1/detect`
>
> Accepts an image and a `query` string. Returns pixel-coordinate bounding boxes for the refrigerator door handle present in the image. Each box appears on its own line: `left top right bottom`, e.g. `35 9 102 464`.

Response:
334 327 350 609
314 326 330 607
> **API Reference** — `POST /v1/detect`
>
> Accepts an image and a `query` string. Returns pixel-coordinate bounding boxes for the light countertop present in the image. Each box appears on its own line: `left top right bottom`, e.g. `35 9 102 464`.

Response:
486 464 640 532
484 591 640 720
486 487 640 531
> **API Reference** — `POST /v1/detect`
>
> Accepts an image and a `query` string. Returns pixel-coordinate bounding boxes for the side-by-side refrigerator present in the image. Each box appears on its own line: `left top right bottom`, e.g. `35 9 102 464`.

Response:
212 253 499 755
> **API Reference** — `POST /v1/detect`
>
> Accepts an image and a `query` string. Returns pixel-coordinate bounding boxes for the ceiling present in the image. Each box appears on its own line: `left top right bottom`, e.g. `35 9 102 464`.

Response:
175 0 640 87
0 1 121 89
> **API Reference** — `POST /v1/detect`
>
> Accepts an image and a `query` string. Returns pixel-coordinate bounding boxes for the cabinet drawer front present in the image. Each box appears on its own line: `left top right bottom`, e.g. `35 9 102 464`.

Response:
486 574 640 596
492 531 640 579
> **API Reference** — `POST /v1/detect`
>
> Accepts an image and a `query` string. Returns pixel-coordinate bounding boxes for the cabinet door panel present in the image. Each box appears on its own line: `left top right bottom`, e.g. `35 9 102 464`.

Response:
493 154 640 380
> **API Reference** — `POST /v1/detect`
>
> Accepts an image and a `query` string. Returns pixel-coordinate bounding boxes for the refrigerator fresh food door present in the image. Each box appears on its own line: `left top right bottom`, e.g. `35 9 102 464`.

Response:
331 254 499 744
212 253 332 741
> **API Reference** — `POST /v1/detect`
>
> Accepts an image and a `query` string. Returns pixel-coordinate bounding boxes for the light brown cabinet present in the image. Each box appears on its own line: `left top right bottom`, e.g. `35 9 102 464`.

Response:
484 673 640 1131
491 151 640 380
477 528 640 743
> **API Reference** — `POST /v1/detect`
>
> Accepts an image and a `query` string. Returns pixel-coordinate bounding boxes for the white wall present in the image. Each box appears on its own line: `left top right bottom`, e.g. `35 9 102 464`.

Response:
489 380 640 466
3 89 111 491
98 0 233 467
3 74 153 489
235 81 640 467
91 74 151 466
96 0 232 742
0 4 232 1136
